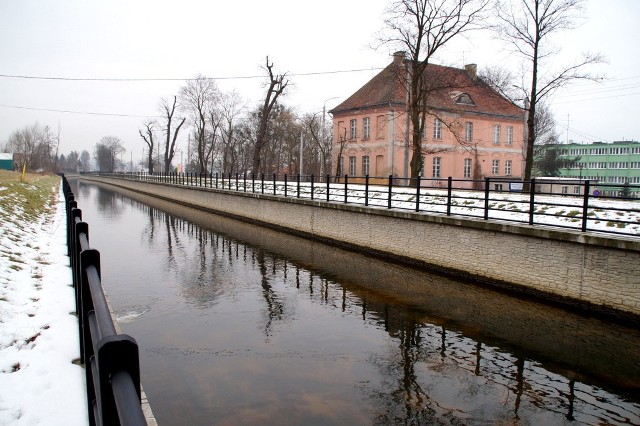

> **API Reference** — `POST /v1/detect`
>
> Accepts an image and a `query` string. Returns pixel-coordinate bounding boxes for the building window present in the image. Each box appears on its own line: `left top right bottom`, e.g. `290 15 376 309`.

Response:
432 157 441 178
505 160 512 176
350 119 357 140
464 158 472 179
362 156 370 176
506 126 513 145
494 183 503 191
493 125 501 144
363 117 370 140
455 93 475 105
433 118 442 140
492 159 500 175
465 122 473 142
349 156 356 176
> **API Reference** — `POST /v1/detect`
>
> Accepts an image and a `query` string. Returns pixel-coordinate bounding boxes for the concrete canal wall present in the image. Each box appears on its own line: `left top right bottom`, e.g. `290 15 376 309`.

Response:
78 175 640 322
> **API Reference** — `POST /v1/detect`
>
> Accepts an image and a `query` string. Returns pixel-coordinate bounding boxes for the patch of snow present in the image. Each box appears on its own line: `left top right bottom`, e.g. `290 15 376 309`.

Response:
0 185 87 425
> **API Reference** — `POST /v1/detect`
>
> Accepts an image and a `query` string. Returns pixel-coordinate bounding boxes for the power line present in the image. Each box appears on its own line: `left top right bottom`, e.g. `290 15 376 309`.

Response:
0 103 160 118
0 67 385 82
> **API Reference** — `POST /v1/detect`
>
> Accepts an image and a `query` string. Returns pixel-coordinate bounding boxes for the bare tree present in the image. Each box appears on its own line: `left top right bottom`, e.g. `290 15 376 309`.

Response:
378 0 490 178
252 56 289 174
5 122 56 172
218 91 246 174
334 125 348 177
159 96 186 173
80 150 91 172
94 136 125 173
495 0 603 185
180 75 220 173
139 120 156 174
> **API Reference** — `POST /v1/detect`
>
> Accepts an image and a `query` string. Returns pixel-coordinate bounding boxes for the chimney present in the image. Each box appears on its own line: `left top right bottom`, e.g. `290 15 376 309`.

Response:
393 51 406 65
465 63 477 81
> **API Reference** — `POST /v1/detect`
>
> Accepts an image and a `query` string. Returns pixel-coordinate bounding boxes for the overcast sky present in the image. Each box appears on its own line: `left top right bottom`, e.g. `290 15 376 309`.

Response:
1 0 638 164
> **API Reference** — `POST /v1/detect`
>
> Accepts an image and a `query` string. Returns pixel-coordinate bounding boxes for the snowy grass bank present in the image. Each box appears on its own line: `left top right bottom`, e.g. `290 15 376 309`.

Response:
0 171 87 425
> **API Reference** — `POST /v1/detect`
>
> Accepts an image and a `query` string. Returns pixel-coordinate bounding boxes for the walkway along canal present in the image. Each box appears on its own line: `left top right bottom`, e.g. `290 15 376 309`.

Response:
69 177 639 425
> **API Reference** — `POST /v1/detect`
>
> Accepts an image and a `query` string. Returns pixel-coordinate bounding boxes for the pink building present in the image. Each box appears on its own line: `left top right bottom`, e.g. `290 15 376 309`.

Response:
330 52 525 188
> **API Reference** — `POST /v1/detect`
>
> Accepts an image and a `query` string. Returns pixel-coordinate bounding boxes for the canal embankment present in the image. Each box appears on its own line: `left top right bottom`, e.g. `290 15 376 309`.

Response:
76 175 640 324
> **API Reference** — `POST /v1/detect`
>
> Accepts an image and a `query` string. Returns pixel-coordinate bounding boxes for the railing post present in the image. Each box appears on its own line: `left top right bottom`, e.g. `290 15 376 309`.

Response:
243 173 247 192
96 335 142 426
415 176 421 212
582 180 591 232
261 173 265 194
365 175 370 206
310 174 315 200
388 175 393 209
529 178 536 225
297 173 301 198
252 173 255 193
344 175 348 204
326 174 330 202
284 174 288 197
446 177 453 216
484 177 490 220
273 174 277 195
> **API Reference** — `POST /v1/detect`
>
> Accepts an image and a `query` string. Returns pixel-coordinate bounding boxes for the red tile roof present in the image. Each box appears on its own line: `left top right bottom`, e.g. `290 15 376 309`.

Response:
330 58 524 121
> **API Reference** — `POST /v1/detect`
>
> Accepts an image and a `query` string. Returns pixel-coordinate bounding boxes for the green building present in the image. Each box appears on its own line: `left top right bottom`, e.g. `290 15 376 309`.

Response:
0 153 13 171
551 140 640 197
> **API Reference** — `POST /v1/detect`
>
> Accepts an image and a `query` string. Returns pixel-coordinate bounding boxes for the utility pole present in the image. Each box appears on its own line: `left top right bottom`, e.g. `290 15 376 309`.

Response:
299 131 304 177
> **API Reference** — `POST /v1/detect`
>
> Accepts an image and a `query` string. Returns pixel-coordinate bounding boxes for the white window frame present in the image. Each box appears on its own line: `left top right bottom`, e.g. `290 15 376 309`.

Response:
465 121 473 142
492 159 500 175
493 125 501 145
349 156 356 176
433 118 442 140
464 158 472 179
505 159 512 176
363 117 370 140
350 119 357 140
362 155 370 176
432 157 441 178
506 126 513 145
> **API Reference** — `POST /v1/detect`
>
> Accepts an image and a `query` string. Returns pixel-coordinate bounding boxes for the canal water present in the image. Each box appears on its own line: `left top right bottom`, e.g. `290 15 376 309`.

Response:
71 179 640 425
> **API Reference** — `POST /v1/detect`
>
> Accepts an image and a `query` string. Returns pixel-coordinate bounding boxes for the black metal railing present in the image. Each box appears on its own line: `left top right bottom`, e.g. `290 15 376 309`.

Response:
61 174 146 426
90 172 640 237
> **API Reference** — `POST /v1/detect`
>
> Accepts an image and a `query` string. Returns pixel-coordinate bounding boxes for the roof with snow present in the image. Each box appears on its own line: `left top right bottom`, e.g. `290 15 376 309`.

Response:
0 153 13 160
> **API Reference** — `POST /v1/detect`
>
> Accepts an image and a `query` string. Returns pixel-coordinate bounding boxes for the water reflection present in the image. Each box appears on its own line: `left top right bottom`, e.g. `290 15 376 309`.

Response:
73 179 640 425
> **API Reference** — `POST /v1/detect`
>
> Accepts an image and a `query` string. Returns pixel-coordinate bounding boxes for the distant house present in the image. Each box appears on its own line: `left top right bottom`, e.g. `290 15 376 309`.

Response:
0 153 13 171
330 51 525 187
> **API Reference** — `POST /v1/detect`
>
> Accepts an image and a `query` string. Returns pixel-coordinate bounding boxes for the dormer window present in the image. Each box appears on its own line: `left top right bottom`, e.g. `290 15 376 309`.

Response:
451 91 475 106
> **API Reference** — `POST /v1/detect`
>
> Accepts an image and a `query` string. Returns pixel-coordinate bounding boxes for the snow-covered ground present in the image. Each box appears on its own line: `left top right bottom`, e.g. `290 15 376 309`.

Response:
0 178 87 425
137 174 640 236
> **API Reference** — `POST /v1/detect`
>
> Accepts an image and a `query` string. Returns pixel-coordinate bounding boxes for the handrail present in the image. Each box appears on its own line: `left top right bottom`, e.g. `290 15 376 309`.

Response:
86 171 640 237
60 174 146 426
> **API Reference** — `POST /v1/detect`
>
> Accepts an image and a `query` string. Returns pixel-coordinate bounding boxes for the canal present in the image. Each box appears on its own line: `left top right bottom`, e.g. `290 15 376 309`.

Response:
71 179 640 425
